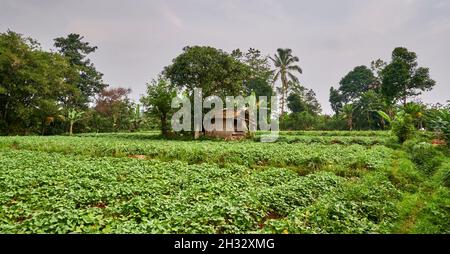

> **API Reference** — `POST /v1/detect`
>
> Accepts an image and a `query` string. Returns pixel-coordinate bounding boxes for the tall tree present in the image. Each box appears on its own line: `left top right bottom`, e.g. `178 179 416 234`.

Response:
287 83 321 115
270 48 302 116
239 48 274 98
353 90 385 129
0 30 75 135
164 46 250 98
381 47 435 106
54 34 107 107
339 65 376 102
329 87 345 114
370 59 387 86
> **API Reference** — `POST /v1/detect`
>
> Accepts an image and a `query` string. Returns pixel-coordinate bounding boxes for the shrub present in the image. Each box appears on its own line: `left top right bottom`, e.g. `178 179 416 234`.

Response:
404 140 443 175
391 111 415 144
429 108 450 146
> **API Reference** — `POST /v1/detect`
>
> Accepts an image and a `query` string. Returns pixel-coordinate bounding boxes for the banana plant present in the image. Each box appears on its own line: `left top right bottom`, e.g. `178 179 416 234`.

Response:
129 104 144 132
67 109 84 135
377 110 391 130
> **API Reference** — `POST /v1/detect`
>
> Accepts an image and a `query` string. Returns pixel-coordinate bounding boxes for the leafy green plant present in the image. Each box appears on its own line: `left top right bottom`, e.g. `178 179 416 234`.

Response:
66 109 84 135
429 108 450 146
391 110 415 143
403 140 443 175
377 110 391 130
0 131 447 234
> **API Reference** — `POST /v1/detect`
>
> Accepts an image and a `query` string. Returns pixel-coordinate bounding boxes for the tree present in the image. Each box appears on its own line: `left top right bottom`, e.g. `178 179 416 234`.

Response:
287 93 307 114
339 65 376 102
54 34 107 107
370 59 387 85
329 87 345 114
0 30 76 135
67 109 84 135
341 104 354 131
329 65 378 118
287 83 321 115
129 103 144 132
237 48 274 98
94 87 131 130
270 48 302 116
381 47 435 106
282 111 318 130
141 78 177 136
353 90 385 129
304 89 322 115
164 46 250 98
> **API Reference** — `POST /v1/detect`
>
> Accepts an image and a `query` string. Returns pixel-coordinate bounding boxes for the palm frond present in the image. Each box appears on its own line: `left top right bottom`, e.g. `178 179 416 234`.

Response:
287 72 299 83
287 65 302 74
273 70 280 83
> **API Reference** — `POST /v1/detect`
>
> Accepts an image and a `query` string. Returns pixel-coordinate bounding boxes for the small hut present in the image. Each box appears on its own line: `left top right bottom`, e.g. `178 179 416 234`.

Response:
204 108 254 140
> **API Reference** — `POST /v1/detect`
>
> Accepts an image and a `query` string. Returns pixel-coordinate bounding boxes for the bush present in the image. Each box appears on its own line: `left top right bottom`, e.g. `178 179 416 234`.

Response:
412 187 450 233
391 111 415 143
404 140 443 175
387 156 423 192
429 108 450 146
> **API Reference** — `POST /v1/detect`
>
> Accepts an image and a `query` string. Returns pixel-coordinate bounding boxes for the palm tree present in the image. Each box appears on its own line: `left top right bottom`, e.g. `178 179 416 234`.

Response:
342 104 354 131
270 48 302 116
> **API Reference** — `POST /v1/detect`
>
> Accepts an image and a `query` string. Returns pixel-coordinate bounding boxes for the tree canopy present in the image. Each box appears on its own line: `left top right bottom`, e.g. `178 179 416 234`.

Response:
164 46 250 98
270 48 302 115
141 78 177 136
54 33 107 107
381 47 435 106
0 31 76 135
339 65 376 102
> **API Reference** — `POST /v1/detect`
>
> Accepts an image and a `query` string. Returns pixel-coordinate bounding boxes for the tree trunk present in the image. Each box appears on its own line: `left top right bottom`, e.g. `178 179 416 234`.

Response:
41 119 46 136
161 113 167 137
69 121 74 136
3 100 8 122
3 100 9 135
113 114 117 131
280 72 288 116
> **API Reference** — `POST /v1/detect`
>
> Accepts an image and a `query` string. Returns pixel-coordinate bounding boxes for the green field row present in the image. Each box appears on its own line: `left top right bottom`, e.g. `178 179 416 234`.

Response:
0 136 394 171
0 149 400 233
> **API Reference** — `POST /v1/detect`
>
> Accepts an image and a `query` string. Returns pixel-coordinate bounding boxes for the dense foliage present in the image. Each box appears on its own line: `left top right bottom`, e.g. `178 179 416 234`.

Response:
0 131 448 233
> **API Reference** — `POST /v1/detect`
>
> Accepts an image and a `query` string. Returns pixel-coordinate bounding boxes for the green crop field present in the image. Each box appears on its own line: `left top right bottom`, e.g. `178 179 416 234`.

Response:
0 131 448 234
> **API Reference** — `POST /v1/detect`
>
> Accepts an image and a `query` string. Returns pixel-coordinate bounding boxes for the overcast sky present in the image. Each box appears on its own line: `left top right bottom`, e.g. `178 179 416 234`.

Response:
1 0 449 113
